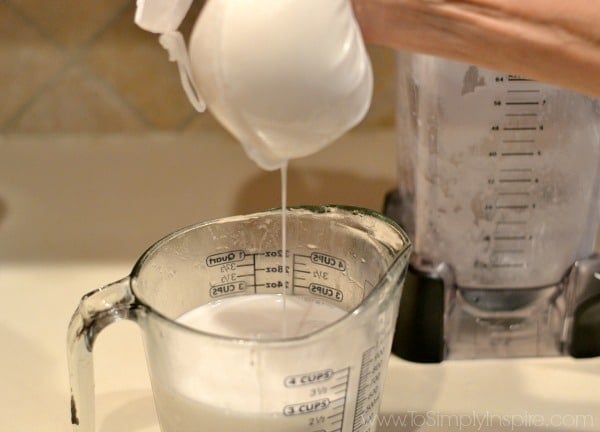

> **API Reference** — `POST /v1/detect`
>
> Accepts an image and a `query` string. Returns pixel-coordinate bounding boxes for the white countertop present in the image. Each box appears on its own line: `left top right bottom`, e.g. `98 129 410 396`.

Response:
1 263 598 432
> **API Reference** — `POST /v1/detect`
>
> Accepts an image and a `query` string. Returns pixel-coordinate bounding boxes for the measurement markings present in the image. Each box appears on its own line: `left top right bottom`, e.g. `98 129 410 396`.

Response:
498 194 530 199
492 263 526 268
329 420 343 428
334 368 350 432
330 382 347 391
502 139 535 144
498 178 533 183
294 266 310 284
506 89 540 93
508 76 534 81
330 406 344 413
353 349 376 432
292 255 315 294
501 151 535 156
505 113 538 117
503 126 537 131
329 416 343 428
505 101 540 106
495 236 527 240
252 253 257 293
496 204 529 210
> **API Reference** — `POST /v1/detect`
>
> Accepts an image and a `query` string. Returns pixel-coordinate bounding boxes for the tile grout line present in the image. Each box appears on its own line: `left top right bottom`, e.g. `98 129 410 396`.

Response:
4 0 65 50
76 0 132 57
80 62 155 130
75 2 156 129
2 0 153 132
2 61 76 133
1 0 69 131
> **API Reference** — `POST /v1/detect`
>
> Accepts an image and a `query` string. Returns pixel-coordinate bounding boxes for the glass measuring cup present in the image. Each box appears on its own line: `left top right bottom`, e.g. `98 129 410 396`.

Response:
67 206 411 431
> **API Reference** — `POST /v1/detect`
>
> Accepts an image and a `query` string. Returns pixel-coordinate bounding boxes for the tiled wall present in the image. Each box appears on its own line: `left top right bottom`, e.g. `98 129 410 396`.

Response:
1 0 395 134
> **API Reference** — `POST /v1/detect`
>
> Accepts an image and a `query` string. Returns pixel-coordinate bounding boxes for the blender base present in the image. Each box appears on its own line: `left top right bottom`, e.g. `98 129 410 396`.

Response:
384 189 600 362
392 267 445 363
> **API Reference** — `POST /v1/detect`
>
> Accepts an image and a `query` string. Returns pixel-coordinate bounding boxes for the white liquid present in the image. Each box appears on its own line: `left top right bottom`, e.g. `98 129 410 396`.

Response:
177 294 346 339
153 294 349 432
188 0 372 170
154 388 324 432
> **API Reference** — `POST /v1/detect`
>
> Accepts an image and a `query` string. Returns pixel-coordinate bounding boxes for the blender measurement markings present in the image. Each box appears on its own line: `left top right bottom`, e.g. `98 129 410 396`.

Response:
501 151 536 156
495 235 528 240
506 89 540 93
497 220 527 224
498 178 533 183
505 101 540 106
493 248 525 253
496 205 529 210
503 126 537 131
508 75 533 81
487 75 543 273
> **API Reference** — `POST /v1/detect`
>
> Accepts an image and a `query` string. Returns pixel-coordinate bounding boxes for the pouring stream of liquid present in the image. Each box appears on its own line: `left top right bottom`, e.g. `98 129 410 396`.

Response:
280 163 288 337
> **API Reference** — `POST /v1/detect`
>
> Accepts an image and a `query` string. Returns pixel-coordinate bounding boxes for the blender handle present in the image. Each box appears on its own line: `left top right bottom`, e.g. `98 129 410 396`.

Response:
66 277 139 432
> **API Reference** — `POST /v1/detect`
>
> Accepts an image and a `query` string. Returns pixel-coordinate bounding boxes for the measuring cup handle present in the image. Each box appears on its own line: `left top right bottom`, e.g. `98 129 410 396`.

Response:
66 277 139 432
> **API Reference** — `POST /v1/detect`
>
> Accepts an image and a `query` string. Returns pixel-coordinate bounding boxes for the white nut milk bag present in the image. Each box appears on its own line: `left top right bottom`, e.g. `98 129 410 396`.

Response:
135 0 373 170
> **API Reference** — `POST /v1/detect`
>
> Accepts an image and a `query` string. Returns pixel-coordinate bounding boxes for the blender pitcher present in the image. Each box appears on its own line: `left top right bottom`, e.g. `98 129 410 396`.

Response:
67 206 411 432
386 53 600 362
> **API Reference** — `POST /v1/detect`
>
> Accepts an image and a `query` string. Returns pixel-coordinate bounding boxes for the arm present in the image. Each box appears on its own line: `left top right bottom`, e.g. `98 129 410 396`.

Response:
352 0 600 97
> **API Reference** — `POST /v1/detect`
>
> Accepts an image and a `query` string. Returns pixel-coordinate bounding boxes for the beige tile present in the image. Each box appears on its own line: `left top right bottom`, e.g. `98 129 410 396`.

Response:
84 5 197 130
10 64 145 132
0 3 66 129
8 0 130 49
